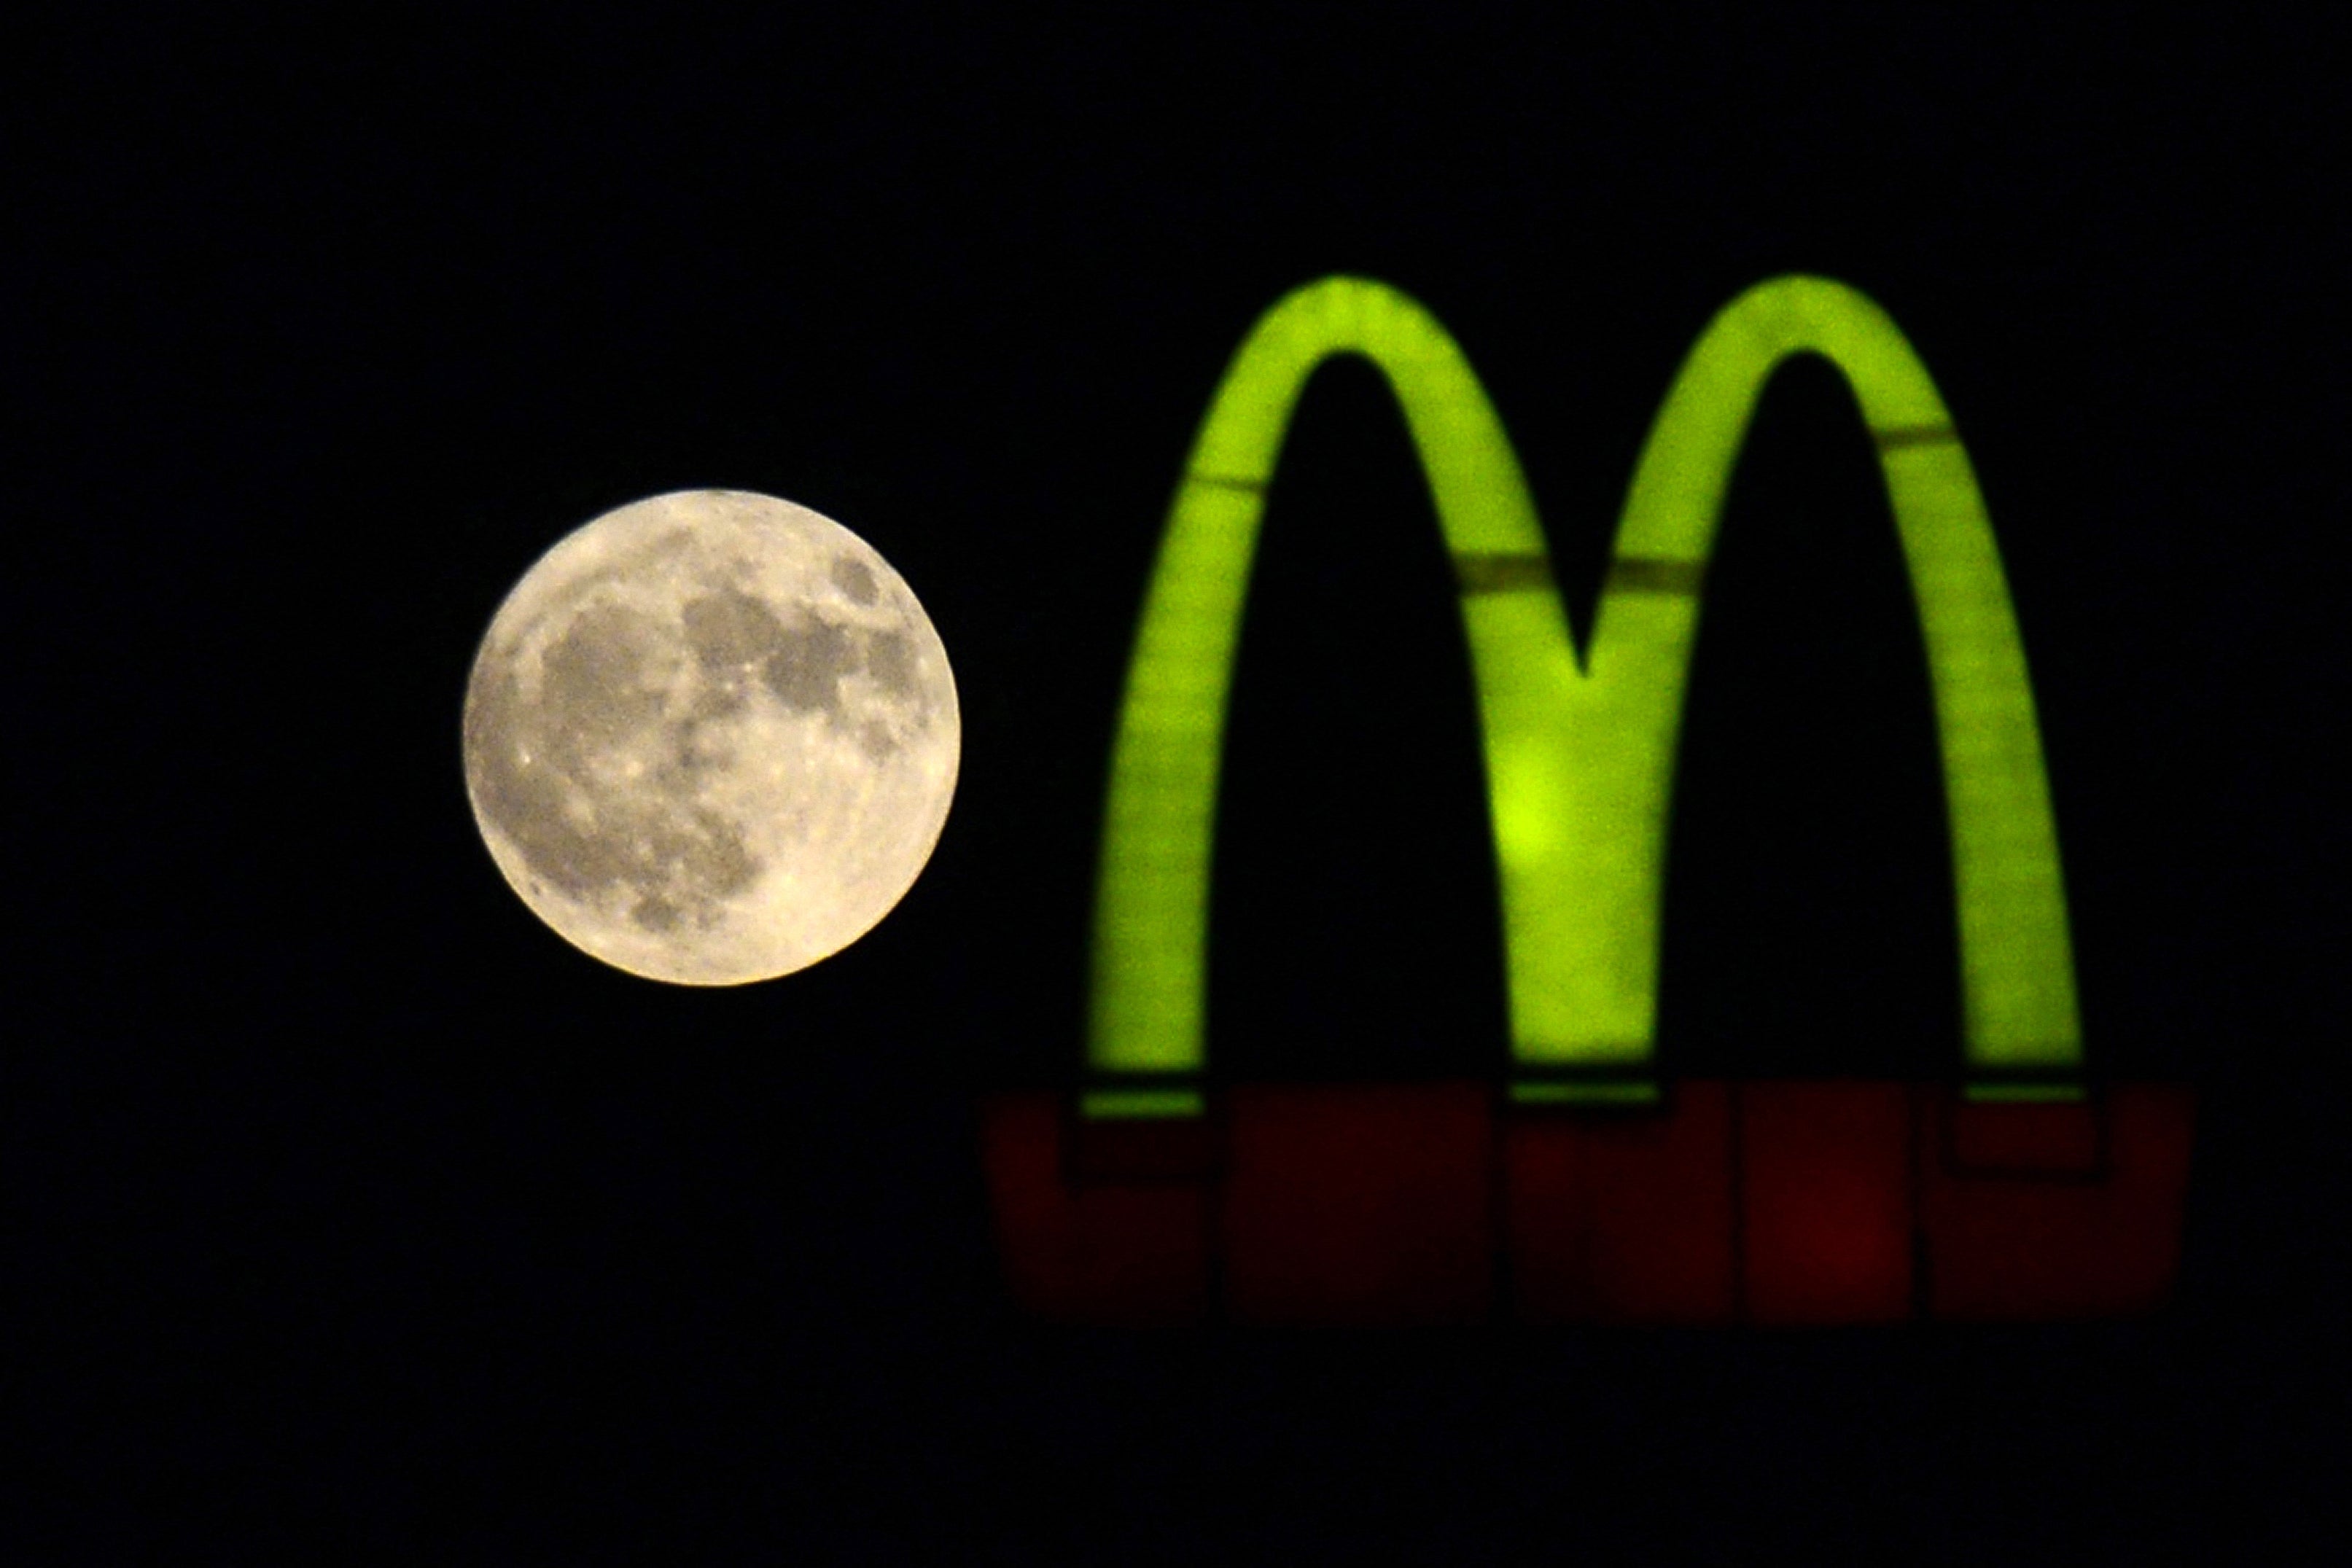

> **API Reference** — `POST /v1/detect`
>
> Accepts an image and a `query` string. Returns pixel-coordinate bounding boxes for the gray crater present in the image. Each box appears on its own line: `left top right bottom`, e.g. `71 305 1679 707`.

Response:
862 628 920 703
762 617 854 712
830 555 879 606
683 586 788 672
538 602 666 759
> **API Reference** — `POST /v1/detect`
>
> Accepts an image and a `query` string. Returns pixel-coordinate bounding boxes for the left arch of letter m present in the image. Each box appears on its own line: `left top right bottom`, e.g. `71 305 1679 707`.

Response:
979 276 2195 1325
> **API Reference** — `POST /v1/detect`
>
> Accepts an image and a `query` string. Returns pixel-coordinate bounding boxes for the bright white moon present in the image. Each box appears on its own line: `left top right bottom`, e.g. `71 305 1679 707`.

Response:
461 489 959 984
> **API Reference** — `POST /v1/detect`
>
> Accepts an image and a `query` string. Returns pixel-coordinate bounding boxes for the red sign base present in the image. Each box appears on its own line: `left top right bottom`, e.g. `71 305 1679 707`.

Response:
978 1081 2194 1325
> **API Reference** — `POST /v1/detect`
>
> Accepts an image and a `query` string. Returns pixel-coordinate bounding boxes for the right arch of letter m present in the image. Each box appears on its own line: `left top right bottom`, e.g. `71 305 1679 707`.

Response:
980 276 2195 1325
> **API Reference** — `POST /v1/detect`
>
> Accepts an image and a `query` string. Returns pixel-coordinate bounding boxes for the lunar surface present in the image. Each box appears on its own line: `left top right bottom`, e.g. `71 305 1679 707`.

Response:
461 490 959 983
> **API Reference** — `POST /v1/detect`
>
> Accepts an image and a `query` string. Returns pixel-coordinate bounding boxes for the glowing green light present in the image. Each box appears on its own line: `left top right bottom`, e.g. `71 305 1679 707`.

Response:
1089 277 1561 1100
1088 274 2082 1115
1963 1082 2086 1104
1508 1082 1665 1107
1080 1088 1209 1119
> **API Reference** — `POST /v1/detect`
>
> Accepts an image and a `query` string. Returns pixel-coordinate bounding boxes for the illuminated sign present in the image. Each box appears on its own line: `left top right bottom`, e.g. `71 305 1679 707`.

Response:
980 276 2194 1325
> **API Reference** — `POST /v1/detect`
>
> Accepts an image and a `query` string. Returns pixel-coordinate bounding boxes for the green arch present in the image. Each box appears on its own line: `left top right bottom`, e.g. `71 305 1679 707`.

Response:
1085 274 2079 1118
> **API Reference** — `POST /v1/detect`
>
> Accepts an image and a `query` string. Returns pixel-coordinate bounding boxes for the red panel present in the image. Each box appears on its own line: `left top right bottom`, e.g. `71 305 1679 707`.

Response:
1220 1083 1495 1324
1945 1096 2100 1173
1740 1083 1916 1324
1072 1112 1223 1182
976 1093 1211 1324
1922 1083 2195 1319
1504 1083 1737 1324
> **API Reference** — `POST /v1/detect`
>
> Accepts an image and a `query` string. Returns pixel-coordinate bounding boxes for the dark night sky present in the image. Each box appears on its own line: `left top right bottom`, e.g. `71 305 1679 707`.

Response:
15 9 2347 1559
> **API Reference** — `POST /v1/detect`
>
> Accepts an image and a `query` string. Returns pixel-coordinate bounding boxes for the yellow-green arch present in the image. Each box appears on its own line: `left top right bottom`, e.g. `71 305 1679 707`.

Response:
1084 276 1562 1116
1085 274 2080 1118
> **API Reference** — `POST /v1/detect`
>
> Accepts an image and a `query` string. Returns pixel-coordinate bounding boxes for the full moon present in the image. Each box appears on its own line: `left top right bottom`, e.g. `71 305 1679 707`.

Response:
461 489 959 984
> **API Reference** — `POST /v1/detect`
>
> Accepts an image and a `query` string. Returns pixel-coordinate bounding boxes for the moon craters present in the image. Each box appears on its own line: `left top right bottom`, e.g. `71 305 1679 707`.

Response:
543 601 670 744
680 582 911 728
461 489 960 984
464 637 766 939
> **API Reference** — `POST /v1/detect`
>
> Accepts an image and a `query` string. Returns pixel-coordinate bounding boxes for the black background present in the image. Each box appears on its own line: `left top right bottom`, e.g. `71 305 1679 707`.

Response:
15 9 2347 1559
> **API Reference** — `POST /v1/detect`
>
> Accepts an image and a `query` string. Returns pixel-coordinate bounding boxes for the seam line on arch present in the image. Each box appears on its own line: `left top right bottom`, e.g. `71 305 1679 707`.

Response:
1605 556 1706 595
1872 423 1959 452
1453 553 1557 594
